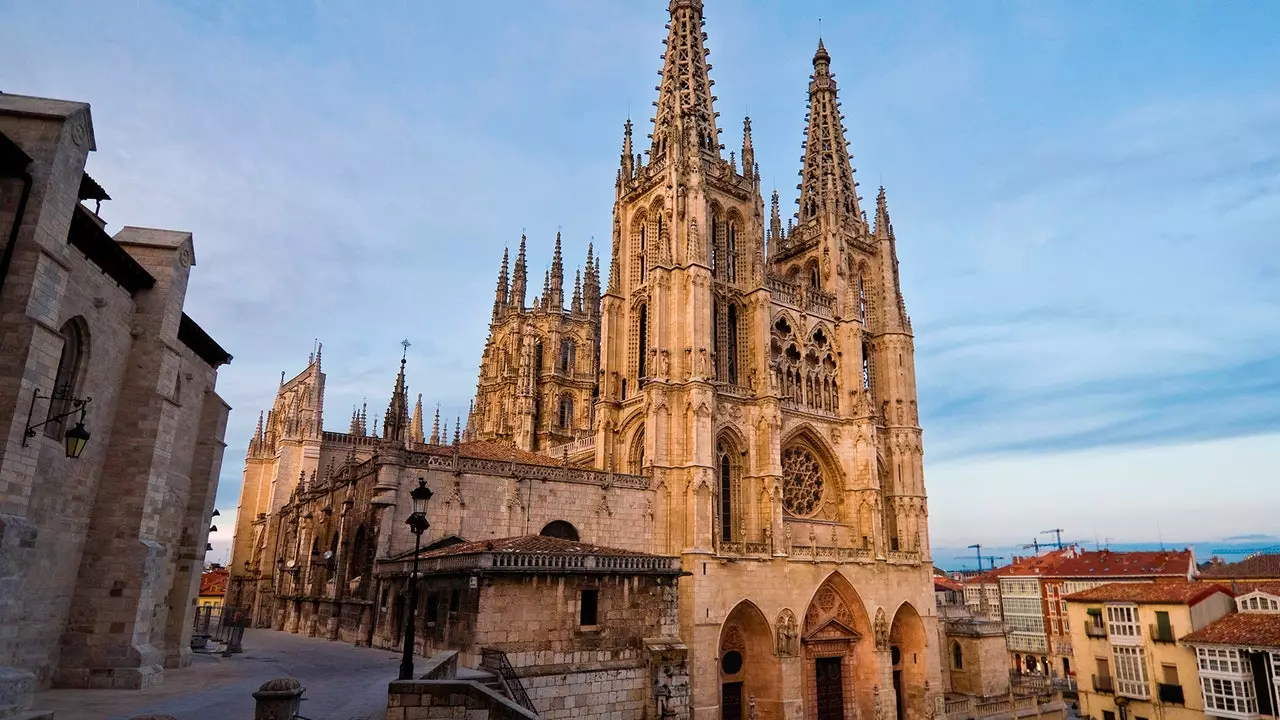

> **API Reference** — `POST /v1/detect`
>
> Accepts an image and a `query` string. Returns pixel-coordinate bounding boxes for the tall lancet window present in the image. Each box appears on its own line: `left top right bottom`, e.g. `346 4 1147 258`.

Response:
726 220 737 283
710 214 719 276
726 304 739 385
858 272 867 322
639 223 647 283
718 443 734 543
637 303 648 381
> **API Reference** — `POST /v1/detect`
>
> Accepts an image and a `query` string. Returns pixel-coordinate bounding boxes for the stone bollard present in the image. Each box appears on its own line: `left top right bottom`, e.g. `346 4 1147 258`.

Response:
253 677 304 720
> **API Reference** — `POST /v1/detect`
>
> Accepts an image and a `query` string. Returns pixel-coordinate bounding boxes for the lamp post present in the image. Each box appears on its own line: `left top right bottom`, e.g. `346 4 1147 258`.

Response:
398 478 432 681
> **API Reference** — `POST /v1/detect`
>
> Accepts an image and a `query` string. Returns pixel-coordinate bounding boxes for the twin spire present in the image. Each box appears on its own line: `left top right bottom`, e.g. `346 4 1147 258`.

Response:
797 38 864 234
652 0 720 159
491 232 599 316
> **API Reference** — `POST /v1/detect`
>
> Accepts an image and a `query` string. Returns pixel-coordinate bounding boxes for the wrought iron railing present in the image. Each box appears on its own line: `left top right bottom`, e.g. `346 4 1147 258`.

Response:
1149 623 1176 643
1158 683 1184 704
480 647 535 714
1092 674 1114 694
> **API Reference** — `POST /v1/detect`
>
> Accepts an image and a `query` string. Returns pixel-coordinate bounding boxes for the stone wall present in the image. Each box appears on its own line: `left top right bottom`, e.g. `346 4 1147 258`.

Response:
386 679 537 720
0 95 229 706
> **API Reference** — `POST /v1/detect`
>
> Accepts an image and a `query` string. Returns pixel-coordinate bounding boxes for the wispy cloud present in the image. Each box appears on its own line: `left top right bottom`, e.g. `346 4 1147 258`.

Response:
4 0 1278 545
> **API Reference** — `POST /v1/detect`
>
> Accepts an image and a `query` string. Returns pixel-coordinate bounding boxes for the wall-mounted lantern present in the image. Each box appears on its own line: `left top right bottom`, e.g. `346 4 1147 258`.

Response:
23 387 92 458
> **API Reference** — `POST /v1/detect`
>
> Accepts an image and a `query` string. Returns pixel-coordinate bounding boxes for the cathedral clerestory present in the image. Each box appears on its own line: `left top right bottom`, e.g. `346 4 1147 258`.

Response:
229 2 940 718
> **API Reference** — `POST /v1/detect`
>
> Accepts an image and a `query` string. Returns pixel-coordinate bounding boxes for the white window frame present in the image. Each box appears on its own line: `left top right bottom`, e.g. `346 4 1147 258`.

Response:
1201 675 1258 717
1106 604 1141 644
1112 646 1150 699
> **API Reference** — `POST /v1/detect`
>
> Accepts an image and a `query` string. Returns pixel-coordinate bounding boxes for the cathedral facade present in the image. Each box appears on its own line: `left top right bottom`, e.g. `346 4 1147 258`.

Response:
228 2 940 718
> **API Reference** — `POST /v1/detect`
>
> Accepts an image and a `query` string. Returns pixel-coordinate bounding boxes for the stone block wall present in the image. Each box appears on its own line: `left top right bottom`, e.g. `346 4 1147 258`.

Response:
386 679 537 720
522 666 648 720
0 95 229 705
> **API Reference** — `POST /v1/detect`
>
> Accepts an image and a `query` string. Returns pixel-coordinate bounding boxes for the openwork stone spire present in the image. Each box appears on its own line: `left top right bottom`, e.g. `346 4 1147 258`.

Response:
491 246 509 320
510 233 528 310
651 0 720 159
797 39 863 232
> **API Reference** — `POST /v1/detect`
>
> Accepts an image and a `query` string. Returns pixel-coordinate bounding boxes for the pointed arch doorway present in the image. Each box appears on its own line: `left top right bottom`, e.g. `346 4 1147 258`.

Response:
802 573 876 720
718 601 781 720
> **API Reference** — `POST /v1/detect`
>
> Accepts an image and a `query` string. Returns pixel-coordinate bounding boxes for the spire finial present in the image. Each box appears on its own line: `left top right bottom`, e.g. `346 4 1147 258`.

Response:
430 404 440 444
453 417 461 445
652 0 720 158
510 232 529 309
400 338 411 360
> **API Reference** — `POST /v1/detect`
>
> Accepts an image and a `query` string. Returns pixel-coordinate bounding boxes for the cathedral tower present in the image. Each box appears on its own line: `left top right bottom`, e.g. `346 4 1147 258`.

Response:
471 233 600 452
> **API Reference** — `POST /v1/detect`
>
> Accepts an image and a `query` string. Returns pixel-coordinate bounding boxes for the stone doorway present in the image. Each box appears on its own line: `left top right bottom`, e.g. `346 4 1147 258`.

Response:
889 603 927 720
802 573 875 720
721 680 743 720
719 601 782 719
815 657 845 720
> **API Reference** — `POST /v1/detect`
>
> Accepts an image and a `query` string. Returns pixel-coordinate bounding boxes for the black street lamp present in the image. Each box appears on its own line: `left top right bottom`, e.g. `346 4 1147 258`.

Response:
398 478 433 681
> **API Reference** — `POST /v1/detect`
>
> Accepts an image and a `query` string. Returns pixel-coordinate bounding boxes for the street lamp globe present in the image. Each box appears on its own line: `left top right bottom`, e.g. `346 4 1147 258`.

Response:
410 478 432 516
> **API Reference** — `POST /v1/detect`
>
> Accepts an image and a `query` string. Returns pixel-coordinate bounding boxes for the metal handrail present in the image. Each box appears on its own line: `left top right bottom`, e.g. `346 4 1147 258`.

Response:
479 647 535 714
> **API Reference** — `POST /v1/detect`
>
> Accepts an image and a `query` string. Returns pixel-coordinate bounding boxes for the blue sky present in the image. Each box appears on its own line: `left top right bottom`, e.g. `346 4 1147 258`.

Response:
4 1 1279 562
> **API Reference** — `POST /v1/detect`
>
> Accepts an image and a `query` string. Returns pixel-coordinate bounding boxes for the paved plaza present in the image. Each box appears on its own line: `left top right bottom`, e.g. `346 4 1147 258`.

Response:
35 629 400 720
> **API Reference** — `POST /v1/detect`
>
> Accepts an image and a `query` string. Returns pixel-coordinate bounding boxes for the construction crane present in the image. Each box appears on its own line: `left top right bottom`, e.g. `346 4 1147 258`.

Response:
957 544 984 572
1210 543 1280 559
1021 539 1042 553
982 555 1005 569
1040 528 1065 550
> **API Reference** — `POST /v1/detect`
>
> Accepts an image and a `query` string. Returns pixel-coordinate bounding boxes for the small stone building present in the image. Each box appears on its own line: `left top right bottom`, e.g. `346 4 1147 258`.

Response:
376 535 687 720
0 93 230 712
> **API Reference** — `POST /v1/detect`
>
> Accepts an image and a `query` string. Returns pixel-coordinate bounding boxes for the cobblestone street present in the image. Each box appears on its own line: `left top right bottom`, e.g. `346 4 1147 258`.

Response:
35 629 400 720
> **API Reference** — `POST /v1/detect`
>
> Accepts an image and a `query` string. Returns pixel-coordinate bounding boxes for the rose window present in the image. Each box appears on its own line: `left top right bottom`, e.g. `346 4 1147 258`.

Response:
781 447 824 516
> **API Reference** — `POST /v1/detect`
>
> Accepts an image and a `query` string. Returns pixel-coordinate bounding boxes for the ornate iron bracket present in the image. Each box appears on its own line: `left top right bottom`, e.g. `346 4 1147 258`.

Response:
23 385 92 447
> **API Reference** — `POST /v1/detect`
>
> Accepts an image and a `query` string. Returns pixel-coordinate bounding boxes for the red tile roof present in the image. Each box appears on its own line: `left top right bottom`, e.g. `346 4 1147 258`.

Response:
416 440 565 467
199 568 228 597
1048 550 1193 579
935 577 964 592
985 548 1079 580
1181 612 1280 650
411 534 663 560
1063 581 1230 605
1200 554 1280 580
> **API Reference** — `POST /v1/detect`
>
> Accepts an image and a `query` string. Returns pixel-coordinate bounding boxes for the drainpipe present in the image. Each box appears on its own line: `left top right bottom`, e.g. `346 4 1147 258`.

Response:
0 166 34 299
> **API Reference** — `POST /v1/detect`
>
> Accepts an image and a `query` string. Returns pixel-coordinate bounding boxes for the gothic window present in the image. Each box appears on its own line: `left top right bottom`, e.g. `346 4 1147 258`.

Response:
710 213 719 276
627 429 645 474
858 272 867 322
557 394 574 429
780 446 824 517
715 437 741 544
46 317 88 438
559 338 575 374
640 223 647 283
632 213 648 288
712 300 721 380
953 641 964 669
726 304 739 385
808 262 820 290
862 342 873 393
637 303 648 381
656 213 664 263
726 219 737 283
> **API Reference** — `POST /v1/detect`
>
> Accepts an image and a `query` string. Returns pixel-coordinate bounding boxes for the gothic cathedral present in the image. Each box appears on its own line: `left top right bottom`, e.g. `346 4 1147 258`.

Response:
230 2 940 718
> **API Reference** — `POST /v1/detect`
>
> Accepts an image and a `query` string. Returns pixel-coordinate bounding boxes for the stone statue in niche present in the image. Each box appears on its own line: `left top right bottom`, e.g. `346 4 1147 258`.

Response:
748 695 759 720
658 349 670 378
874 608 889 651
775 609 798 656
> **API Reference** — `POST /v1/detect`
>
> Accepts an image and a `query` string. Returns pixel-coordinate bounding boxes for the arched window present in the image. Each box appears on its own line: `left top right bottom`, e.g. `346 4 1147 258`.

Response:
862 342 873 393
726 304 739 385
953 641 964 670
718 444 733 543
46 317 88 438
726 219 737 283
557 394 574 429
711 300 721 379
639 222 647 283
628 429 645 474
540 520 579 541
858 272 867 322
559 338 575 374
637 304 648 380
808 263 820 290
710 214 719 276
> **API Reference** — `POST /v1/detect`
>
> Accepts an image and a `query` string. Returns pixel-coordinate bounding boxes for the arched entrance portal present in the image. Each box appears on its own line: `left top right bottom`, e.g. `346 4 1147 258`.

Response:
889 602 928 720
802 573 875 720
718 601 782 720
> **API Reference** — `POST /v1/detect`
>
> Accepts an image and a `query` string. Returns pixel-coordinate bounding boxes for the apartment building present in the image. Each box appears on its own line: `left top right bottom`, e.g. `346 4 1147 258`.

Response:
1182 583 1280 719
1044 549 1197 679
999 549 1079 674
1066 582 1235 720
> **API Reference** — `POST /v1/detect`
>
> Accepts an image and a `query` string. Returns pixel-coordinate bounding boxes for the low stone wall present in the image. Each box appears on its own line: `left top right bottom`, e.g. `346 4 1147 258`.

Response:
387 679 537 720
521 665 648 720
